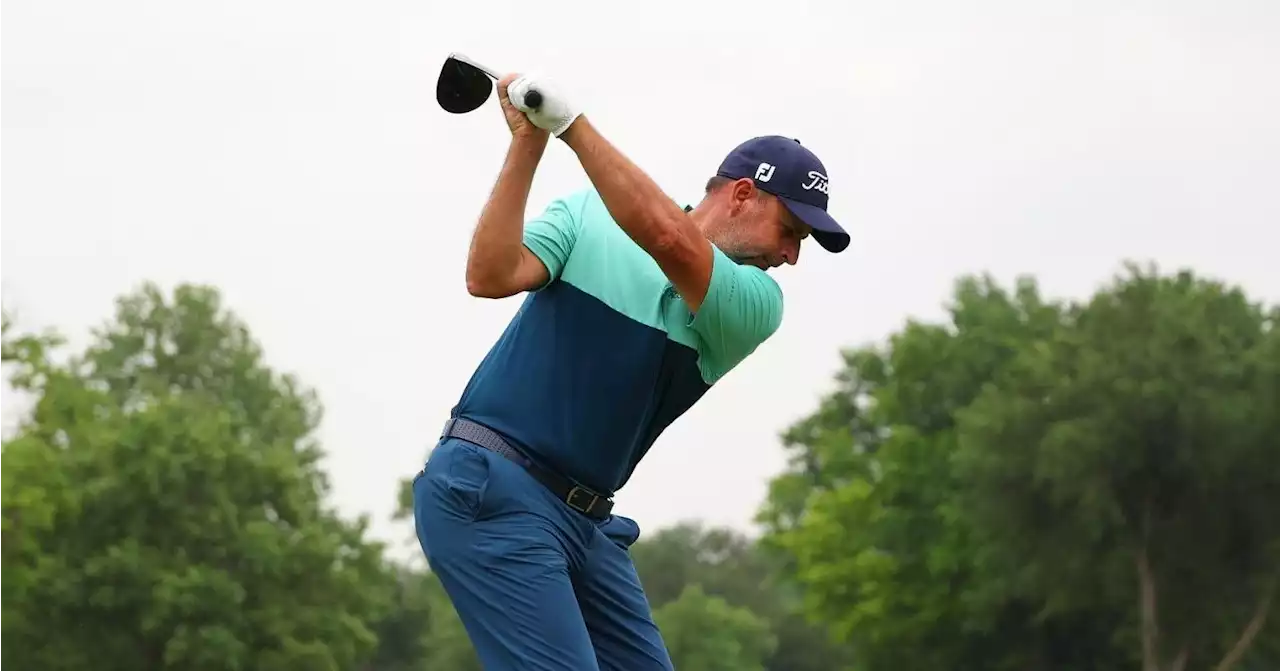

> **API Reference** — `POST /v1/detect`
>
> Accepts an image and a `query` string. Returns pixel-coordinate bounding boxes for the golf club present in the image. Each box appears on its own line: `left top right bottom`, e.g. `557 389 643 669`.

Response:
437 52 543 115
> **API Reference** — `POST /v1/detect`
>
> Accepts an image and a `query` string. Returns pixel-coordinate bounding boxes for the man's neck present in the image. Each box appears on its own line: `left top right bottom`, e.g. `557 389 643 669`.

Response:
685 200 717 240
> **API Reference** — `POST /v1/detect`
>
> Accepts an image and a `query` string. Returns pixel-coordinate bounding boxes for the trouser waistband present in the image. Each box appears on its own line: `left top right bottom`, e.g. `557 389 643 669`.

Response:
440 417 615 521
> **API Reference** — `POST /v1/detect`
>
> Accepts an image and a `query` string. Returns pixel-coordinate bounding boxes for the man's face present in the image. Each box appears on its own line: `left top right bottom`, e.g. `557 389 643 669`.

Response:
710 179 812 271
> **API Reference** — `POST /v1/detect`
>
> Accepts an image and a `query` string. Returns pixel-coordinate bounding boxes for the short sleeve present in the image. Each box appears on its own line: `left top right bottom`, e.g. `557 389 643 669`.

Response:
521 193 584 286
689 246 785 384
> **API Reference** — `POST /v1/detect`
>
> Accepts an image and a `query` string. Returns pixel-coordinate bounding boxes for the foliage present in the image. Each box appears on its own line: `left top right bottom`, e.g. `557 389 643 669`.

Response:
630 522 855 671
654 584 776 671
762 265 1279 670
2 284 394 670
760 274 1116 669
7 262 1275 671
954 265 1280 670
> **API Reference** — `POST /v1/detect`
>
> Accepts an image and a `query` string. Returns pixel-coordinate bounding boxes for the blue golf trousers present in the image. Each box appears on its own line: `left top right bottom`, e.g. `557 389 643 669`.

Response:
413 437 674 671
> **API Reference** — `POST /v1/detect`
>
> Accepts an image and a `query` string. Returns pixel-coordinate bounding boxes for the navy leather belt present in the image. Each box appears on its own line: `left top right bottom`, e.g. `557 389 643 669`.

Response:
440 417 615 521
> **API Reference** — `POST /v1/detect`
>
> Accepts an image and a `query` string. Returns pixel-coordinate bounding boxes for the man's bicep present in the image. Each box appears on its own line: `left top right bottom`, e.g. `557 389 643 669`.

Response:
688 248 784 383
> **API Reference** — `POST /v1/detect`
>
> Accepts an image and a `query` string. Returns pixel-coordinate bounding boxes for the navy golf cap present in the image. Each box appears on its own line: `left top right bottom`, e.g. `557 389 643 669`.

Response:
716 136 849 253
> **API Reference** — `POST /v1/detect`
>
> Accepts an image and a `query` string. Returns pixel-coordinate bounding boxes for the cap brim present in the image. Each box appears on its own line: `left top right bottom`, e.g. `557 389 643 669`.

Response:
780 197 850 253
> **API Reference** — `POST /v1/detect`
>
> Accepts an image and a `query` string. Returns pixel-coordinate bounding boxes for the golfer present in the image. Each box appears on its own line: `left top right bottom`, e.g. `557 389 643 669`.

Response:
412 70 849 670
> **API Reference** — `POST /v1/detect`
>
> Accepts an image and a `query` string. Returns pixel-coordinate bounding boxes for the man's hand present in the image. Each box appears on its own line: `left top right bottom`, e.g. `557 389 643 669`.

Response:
508 72 581 138
497 74 548 141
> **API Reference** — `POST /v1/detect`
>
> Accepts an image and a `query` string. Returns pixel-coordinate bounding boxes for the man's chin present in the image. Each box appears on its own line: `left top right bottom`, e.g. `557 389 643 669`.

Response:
728 253 770 270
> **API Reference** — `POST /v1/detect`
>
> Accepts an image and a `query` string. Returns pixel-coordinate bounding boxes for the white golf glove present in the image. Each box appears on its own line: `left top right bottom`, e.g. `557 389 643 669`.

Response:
508 72 581 138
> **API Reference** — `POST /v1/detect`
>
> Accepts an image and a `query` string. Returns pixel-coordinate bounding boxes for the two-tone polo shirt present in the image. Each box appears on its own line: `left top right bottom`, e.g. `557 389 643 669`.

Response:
449 187 784 494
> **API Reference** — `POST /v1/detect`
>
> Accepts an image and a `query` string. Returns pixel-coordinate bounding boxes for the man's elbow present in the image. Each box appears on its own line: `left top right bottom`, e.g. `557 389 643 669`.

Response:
466 248 548 298
466 279 502 299
465 269 514 299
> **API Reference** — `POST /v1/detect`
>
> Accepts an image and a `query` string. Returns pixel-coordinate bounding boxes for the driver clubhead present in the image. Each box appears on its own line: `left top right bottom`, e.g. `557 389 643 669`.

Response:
437 55 494 114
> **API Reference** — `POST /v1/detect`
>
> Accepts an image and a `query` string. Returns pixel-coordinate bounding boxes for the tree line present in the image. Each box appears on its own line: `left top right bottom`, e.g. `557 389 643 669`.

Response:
3 262 1276 670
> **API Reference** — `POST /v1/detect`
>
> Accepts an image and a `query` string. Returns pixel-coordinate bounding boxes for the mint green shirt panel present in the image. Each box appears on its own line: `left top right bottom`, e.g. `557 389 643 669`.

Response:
687 246 785 384
521 191 588 286
555 190 676 331
528 188 784 384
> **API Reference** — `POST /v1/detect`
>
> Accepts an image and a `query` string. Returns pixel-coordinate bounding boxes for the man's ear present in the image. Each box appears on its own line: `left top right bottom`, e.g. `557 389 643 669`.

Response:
730 178 756 211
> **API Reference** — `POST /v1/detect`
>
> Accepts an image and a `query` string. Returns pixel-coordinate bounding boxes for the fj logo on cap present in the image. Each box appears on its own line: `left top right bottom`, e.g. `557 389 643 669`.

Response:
802 170 829 195
755 162 775 182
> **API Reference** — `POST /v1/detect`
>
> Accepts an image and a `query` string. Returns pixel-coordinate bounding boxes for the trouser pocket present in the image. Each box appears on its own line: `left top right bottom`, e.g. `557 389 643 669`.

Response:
417 440 493 525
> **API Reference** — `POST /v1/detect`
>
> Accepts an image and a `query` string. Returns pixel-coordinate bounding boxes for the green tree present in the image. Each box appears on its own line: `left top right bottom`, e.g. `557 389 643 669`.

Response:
631 523 778 618
954 265 1280 671
630 522 855 671
760 274 1132 670
366 565 435 671
654 584 777 671
2 309 76 651
2 284 394 670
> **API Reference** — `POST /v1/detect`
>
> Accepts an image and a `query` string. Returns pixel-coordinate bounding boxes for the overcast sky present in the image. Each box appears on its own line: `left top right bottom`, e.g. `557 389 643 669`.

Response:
4 0 1278 558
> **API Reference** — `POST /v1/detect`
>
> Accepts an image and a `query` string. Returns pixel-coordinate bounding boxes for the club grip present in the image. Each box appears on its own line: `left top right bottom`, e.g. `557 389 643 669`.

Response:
524 89 543 109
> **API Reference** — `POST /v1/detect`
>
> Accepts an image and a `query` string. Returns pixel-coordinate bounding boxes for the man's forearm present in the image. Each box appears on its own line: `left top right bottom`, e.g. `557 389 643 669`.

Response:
560 116 713 308
466 135 547 295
